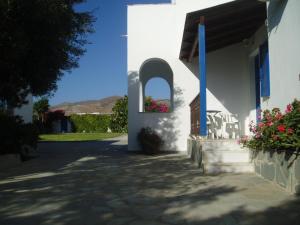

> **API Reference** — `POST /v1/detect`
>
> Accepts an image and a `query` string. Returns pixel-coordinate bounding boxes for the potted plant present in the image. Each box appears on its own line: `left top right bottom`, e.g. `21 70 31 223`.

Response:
137 127 164 154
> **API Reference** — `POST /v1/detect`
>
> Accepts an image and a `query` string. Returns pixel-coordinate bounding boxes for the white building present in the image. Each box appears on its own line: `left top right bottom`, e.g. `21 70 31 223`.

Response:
128 0 300 152
13 94 33 123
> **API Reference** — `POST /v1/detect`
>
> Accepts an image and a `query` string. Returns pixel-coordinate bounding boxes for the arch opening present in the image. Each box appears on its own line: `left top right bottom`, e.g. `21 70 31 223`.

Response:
139 58 174 113
144 77 171 113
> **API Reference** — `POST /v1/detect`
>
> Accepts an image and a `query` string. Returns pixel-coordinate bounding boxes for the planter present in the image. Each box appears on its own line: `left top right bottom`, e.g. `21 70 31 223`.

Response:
252 150 300 194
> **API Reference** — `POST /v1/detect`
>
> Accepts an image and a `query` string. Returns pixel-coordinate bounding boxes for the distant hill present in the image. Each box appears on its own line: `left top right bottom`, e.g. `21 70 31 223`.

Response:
50 96 122 116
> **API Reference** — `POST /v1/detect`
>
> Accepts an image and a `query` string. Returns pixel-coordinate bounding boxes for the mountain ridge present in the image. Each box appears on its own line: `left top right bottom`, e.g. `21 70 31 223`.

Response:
50 96 122 116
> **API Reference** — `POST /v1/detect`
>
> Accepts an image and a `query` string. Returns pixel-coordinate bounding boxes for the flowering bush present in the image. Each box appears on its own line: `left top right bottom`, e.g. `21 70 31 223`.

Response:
144 97 169 113
241 99 300 151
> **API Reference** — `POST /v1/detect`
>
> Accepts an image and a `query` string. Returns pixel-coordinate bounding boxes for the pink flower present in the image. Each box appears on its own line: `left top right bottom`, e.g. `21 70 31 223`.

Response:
266 122 273 127
287 128 294 135
275 112 283 120
285 104 292 113
258 122 265 128
159 104 169 113
266 115 272 122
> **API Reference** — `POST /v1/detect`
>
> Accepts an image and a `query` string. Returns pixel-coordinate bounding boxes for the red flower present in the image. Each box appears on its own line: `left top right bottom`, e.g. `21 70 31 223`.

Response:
277 124 286 133
266 121 273 127
285 104 292 113
287 128 294 135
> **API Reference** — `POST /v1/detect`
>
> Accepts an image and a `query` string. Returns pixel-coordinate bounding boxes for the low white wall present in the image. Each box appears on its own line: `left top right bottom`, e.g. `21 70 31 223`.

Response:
13 94 33 123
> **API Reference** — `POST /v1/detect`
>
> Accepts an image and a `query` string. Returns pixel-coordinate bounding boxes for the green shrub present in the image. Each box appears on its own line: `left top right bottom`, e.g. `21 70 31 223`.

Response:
70 114 111 133
240 99 300 151
137 127 164 155
110 96 128 133
0 112 38 157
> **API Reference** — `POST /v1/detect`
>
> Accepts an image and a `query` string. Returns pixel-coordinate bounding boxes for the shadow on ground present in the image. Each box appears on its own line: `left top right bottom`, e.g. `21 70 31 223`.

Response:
0 137 299 225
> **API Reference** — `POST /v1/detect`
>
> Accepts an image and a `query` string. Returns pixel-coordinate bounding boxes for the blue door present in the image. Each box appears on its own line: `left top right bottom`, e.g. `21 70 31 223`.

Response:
61 119 68 133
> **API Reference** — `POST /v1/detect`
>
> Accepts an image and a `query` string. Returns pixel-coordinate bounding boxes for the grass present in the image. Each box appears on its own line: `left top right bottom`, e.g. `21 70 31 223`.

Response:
39 133 124 142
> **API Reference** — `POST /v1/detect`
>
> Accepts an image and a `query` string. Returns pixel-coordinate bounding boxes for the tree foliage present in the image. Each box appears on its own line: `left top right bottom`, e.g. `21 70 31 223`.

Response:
33 97 49 122
0 111 39 157
110 96 128 133
0 0 94 107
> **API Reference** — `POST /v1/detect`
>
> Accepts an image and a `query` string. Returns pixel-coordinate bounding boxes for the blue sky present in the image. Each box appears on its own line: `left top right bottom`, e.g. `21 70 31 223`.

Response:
49 0 170 105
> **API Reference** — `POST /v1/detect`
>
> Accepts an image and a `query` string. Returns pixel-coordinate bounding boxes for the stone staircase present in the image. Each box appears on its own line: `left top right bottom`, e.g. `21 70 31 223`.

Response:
201 139 254 174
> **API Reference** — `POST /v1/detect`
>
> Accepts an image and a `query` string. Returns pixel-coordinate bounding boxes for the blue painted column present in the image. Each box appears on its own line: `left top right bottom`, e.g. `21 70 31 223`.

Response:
199 22 207 136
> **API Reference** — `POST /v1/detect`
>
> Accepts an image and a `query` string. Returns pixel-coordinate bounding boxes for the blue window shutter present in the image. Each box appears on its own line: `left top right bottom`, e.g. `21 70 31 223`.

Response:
259 42 270 97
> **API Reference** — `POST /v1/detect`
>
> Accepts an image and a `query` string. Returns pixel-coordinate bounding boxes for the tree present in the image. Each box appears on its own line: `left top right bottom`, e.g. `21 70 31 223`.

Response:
0 0 94 107
33 97 49 123
110 96 128 133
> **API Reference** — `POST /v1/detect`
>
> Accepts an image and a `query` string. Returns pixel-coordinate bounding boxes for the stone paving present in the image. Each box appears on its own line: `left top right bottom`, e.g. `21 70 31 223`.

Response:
0 135 299 225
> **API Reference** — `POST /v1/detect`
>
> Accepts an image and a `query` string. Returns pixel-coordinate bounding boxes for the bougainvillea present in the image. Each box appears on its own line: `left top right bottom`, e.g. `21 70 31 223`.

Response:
144 97 169 113
240 99 300 151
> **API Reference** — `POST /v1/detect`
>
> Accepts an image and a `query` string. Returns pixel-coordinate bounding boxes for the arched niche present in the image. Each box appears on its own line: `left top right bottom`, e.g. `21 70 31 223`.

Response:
139 58 174 112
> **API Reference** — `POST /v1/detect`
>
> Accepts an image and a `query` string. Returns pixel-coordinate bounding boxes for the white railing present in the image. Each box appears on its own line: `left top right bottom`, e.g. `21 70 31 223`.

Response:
206 111 240 139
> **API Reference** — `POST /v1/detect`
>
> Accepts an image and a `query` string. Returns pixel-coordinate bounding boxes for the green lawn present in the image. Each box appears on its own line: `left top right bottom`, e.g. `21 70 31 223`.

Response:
39 133 124 142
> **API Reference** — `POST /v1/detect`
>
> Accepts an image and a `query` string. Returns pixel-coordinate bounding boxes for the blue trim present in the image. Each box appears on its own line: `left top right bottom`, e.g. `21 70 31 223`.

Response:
254 55 261 123
199 24 207 136
259 41 270 97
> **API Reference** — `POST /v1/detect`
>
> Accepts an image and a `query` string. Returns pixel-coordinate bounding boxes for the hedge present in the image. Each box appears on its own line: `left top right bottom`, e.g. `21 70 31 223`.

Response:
70 114 111 133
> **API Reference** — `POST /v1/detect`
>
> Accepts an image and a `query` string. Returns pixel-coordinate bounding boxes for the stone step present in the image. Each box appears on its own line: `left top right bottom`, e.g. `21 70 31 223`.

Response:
203 150 250 164
202 139 243 152
204 162 254 174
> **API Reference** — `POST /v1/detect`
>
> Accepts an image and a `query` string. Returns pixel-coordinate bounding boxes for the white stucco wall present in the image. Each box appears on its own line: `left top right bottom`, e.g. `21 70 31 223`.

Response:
13 94 33 123
187 42 263 136
265 0 300 110
207 44 253 136
128 0 236 151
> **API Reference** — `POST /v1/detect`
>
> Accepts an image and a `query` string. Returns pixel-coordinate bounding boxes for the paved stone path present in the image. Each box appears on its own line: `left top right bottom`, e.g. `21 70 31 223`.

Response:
0 135 299 225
